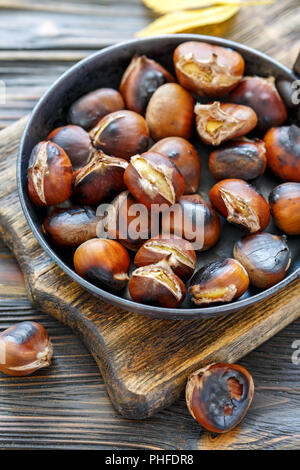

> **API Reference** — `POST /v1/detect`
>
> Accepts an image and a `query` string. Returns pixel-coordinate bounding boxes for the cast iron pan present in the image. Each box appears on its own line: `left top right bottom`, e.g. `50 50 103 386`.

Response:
17 34 300 320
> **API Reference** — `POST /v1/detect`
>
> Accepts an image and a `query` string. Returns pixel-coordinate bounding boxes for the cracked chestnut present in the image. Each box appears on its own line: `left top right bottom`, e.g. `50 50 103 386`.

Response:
195 102 258 146
73 238 130 291
0 321 53 376
129 258 186 308
27 141 72 206
269 182 300 235
209 179 270 233
189 258 249 306
145 83 195 141
120 54 175 115
186 363 254 433
89 110 149 160
68 88 125 131
151 137 201 194
234 232 291 289
174 41 245 97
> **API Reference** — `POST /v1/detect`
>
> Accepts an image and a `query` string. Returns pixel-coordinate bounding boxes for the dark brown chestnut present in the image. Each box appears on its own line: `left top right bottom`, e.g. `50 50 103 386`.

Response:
43 206 99 247
209 138 267 181
228 76 288 133
0 321 53 376
73 238 130 291
234 233 291 289
269 182 300 235
186 363 254 433
195 102 258 146
189 258 249 306
89 110 149 160
129 258 186 308
72 150 128 205
209 179 270 233
124 151 185 212
151 137 201 194
174 41 245 97
68 88 125 131
264 125 300 182
119 54 175 115
47 125 93 170
134 235 196 281
145 83 195 141
28 141 72 206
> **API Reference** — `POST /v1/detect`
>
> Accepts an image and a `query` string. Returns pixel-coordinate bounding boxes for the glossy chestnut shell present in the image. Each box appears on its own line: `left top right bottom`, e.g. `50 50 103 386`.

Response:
269 182 300 235
186 363 254 433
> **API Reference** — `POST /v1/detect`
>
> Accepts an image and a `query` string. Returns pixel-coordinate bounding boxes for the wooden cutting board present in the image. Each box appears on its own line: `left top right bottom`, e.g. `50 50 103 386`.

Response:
1 117 300 419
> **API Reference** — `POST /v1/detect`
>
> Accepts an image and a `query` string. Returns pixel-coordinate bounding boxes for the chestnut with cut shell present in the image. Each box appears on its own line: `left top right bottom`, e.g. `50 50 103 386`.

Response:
0 321 53 377
186 363 254 433
174 41 245 97
269 182 300 235
120 54 175 115
195 102 258 146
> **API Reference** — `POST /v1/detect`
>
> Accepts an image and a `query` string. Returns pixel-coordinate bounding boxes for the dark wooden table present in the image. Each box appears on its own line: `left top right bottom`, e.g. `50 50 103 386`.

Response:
0 0 300 450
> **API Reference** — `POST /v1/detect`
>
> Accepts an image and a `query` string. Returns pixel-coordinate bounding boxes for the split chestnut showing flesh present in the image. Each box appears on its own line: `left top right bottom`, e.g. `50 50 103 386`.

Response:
134 235 196 281
89 110 149 160
72 150 128 205
68 88 125 131
43 206 99 247
145 83 195 141
269 183 300 235
73 238 130 291
28 141 72 206
129 259 186 308
189 258 249 306
120 54 175 115
173 41 245 97
234 233 291 289
228 76 287 133
209 179 270 233
195 102 258 146
124 151 185 212
47 125 93 170
186 363 254 433
209 138 267 181
0 321 53 377
151 137 201 194
264 125 300 182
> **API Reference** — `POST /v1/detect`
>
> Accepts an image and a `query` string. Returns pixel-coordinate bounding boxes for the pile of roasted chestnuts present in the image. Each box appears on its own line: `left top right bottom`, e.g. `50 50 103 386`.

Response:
27 40 300 309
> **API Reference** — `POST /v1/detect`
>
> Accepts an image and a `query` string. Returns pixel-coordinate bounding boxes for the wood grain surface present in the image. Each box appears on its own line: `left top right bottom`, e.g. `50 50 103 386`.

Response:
0 0 299 450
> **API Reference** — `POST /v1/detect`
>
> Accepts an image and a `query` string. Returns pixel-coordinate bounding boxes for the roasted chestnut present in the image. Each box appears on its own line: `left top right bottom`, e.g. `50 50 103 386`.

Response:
264 125 300 182
68 88 125 131
186 363 254 433
145 83 195 141
173 41 245 97
124 151 185 212
134 235 196 281
43 206 99 247
234 233 291 289
151 137 201 194
209 138 267 181
129 258 186 308
189 258 249 305
28 141 72 206
0 321 53 376
72 150 128 205
47 124 93 170
209 179 270 233
269 182 300 235
89 110 149 160
228 76 288 133
161 194 221 251
195 102 258 146
73 238 130 290
120 54 175 115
